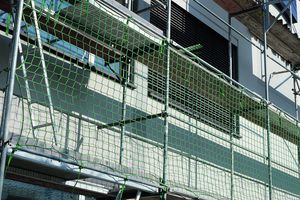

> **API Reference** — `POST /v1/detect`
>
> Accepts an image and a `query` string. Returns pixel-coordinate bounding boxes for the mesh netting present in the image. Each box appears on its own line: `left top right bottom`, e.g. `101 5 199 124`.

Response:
0 0 299 199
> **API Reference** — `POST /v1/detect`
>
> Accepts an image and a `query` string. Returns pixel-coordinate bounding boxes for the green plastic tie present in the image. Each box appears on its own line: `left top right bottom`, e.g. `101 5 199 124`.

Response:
72 163 83 193
239 89 244 110
121 17 132 46
279 112 282 126
5 144 22 173
116 177 127 200
220 86 225 97
159 40 166 58
5 14 11 36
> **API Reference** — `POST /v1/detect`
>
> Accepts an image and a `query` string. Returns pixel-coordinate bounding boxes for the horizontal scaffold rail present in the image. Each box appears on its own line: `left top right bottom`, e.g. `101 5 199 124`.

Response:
97 112 167 129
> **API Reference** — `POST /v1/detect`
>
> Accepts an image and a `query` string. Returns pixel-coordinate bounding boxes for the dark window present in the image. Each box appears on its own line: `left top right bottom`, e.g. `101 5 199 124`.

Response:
150 2 238 81
149 2 240 136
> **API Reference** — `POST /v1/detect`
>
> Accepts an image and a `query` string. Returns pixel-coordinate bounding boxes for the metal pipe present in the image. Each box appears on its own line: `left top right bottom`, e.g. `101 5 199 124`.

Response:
228 16 233 81
293 76 298 120
188 116 191 188
292 75 300 181
98 112 165 129
266 0 293 32
0 0 24 196
262 1 272 199
289 1 293 32
64 115 70 156
195 159 197 189
125 0 132 11
228 15 234 200
76 117 82 152
135 3 162 14
267 54 300 81
30 0 57 145
119 59 131 165
12 149 160 193
162 0 172 199
135 190 142 200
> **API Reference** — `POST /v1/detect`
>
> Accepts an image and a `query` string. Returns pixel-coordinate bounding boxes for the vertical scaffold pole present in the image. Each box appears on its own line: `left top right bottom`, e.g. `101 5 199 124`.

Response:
0 0 24 196
228 15 234 200
293 76 298 120
119 59 131 165
162 0 171 199
262 1 272 199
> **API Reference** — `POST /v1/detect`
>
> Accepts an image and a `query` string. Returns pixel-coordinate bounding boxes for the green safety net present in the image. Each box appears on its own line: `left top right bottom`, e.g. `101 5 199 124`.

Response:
0 0 299 199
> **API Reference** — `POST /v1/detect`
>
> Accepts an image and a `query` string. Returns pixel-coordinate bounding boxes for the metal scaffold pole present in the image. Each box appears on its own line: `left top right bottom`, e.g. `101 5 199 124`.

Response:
228 15 234 200
0 0 24 196
262 1 272 199
162 0 171 199
119 59 131 165
293 75 298 120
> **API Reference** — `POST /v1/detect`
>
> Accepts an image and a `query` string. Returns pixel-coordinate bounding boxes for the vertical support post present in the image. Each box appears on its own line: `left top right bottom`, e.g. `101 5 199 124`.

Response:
30 0 57 145
293 75 300 180
289 2 293 32
135 190 142 200
0 0 24 196
64 115 70 156
195 160 197 189
76 117 82 152
125 0 132 10
293 75 298 120
188 117 191 188
262 1 272 199
228 15 233 82
119 59 131 165
162 0 171 199
228 15 234 200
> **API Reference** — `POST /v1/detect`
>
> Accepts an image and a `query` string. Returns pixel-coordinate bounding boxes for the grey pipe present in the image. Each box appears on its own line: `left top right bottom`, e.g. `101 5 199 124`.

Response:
0 0 24 196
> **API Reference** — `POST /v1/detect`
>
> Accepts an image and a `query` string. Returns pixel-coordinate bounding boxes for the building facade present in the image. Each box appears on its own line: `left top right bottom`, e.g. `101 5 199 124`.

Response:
0 0 300 199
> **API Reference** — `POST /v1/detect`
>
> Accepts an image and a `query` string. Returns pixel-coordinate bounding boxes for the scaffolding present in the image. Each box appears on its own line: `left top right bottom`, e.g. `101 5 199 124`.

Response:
0 0 299 199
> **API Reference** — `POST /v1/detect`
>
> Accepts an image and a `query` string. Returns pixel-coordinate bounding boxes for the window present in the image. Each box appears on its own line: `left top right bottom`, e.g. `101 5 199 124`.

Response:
149 2 240 136
150 2 238 81
0 2 134 85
